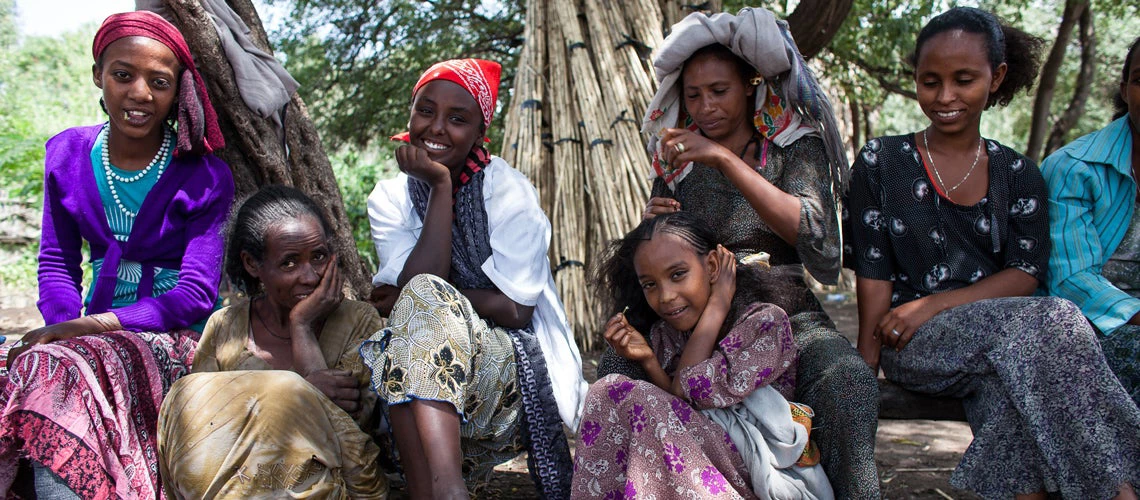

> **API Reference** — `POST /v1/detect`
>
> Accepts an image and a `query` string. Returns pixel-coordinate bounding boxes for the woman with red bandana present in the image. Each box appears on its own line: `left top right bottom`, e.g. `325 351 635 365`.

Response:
362 59 587 499
0 11 233 498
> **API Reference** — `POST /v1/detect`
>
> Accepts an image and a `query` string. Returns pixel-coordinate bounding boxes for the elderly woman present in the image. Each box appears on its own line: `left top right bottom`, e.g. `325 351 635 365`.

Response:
596 8 879 498
0 11 232 498
157 185 388 498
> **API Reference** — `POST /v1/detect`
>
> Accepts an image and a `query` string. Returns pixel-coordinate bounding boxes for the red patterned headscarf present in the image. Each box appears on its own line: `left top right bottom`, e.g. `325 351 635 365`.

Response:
93 11 224 155
392 58 502 144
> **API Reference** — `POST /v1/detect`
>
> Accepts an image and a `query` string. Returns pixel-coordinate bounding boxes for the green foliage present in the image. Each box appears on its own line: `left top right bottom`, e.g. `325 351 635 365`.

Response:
0 9 103 203
330 147 396 269
267 0 524 151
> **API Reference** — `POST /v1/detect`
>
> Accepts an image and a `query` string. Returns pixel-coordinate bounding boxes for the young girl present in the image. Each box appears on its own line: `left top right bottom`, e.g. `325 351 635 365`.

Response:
361 58 586 499
572 212 832 499
846 7 1140 499
0 11 232 498
612 9 879 497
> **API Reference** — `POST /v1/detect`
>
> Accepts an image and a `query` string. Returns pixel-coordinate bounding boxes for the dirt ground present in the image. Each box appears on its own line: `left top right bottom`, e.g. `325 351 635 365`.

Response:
0 290 978 499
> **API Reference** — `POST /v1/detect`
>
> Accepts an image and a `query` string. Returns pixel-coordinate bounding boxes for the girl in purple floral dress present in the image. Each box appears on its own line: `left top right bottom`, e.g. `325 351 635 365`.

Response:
572 212 832 499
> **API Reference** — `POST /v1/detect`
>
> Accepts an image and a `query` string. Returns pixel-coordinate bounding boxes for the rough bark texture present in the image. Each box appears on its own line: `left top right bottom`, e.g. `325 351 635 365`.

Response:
1027 0 1088 163
658 0 721 33
1045 5 1097 156
786 0 853 60
161 0 372 299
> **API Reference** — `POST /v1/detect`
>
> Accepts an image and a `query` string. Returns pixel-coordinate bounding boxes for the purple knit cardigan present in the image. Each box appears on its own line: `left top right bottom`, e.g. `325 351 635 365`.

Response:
37 124 235 331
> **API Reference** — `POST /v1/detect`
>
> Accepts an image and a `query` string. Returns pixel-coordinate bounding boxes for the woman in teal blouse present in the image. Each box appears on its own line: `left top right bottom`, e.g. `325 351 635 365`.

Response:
1042 36 1140 405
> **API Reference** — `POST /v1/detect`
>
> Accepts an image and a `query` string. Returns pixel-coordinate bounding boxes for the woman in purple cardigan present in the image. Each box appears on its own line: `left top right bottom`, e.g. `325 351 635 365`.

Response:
0 12 233 498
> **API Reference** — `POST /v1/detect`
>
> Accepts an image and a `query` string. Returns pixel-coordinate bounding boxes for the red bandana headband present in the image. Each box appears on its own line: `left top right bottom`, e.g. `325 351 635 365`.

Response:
392 58 501 143
93 11 224 155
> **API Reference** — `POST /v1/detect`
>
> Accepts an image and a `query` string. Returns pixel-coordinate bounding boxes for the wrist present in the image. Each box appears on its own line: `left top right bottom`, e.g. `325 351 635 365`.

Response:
639 356 662 371
429 175 453 192
88 312 121 332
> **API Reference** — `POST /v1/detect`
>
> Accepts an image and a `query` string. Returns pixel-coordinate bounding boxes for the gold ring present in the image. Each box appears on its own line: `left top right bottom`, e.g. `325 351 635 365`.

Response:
674 142 686 154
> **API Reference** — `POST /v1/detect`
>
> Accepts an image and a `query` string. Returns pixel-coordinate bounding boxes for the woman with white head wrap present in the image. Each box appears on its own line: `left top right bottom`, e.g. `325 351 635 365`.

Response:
596 8 880 499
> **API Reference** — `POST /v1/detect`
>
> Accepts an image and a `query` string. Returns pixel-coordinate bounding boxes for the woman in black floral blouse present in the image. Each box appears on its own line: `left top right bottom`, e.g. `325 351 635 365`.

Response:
846 7 1140 499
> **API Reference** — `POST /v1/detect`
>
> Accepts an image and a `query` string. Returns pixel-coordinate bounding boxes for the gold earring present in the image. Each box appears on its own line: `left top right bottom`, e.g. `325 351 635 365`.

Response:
750 75 764 86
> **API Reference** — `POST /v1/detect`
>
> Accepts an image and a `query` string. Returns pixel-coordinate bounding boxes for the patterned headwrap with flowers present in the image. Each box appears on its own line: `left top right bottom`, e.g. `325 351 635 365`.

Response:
93 11 224 155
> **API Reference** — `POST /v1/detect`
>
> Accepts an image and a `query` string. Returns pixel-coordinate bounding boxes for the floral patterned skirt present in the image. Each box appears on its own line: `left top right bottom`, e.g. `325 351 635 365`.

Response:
0 330 198 498
1100 324 1140 407
361 274 523 482
573 375 756 499
881 296 1140 499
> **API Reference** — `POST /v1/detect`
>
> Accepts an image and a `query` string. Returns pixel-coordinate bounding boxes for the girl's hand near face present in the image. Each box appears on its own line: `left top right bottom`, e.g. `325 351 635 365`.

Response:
289 255 344 329
709 245 737 310
660 128 733 171
395 144 452 189
604 313 654 363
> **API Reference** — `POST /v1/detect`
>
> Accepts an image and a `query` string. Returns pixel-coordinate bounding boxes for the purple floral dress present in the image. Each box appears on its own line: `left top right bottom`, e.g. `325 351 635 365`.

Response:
572 303 798 499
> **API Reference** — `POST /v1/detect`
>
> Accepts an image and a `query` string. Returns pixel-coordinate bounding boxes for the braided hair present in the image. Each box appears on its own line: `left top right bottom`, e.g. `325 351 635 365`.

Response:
225 185 335 294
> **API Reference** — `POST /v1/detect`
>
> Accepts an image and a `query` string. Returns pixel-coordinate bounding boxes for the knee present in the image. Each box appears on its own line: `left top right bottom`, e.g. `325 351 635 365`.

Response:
796 339 879 413
403 273 458 297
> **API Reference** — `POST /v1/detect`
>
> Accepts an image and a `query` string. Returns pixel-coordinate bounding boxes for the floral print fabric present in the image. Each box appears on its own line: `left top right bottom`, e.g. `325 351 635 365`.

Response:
572 303 797 499
880 297 1140 499
845 134 1050 307
360 274 523 483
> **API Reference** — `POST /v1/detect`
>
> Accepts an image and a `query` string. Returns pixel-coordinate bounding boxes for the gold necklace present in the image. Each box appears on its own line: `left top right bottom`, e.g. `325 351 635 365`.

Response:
923 129 983 195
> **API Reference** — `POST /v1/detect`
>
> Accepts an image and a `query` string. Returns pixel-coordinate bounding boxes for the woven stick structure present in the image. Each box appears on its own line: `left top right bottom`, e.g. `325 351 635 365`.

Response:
501 0 721 351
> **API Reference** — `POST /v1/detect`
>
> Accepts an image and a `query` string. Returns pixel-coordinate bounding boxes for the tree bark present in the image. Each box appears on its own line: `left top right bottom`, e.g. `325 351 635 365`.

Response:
658 0 721 33
786 0 853 60
1044 5 1096 156
1026 0 1087 163
161 0 372 299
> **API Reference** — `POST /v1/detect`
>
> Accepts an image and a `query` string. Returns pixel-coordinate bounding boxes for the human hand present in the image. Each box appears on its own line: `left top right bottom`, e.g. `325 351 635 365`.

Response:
289 255 344 330
643 197 681 221
603 313 654 363
305 369 362 415
709 245 737 309
6 317 104 367
395 144 451 188
876 296 940 351
660 128 733 171
369 285 400 317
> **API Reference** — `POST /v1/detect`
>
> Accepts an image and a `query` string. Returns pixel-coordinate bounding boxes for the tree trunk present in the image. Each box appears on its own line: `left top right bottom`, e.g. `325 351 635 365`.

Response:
658 0 721 33
1044 5 1096 156
1026 0 1087 163
786 0 853 60
160 0 372 299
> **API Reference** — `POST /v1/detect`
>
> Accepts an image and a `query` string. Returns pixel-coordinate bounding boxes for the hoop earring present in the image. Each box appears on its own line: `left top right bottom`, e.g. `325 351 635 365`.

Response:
99 97 108 115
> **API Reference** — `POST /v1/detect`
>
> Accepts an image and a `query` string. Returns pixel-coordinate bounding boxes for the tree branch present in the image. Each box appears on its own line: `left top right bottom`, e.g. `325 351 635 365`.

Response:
1027 0 1087 163
1045 5 1096 156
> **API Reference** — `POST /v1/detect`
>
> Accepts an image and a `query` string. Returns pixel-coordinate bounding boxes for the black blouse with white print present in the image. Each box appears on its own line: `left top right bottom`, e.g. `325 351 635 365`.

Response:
843 134 1049 307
